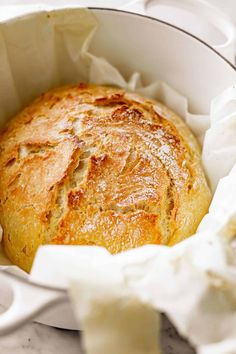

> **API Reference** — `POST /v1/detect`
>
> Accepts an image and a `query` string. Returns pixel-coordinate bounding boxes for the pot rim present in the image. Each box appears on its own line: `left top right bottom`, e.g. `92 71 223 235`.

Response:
1 6 235 71
89 6 236 70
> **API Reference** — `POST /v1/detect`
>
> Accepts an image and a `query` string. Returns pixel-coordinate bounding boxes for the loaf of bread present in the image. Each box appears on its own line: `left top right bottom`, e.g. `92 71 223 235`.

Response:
0 84 211 272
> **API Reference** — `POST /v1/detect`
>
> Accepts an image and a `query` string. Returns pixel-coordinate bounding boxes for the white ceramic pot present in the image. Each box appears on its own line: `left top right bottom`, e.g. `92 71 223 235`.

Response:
121 0 236 63
0 7 236 335
1 1 235 63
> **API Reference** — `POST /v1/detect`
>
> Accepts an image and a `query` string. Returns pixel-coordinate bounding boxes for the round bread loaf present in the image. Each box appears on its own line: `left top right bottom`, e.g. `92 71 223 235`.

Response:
0 84 211 272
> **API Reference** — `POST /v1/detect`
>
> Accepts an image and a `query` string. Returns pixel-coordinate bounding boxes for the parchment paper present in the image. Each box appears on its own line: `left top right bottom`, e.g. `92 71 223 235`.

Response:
0 7 236 354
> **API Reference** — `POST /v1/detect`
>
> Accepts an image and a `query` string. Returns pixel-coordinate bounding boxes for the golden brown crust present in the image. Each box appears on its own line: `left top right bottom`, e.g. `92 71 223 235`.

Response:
0 84 211 272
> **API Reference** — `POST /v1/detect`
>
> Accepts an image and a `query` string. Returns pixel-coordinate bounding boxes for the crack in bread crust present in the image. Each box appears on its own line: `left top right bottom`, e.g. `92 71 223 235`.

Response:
0 84 211 271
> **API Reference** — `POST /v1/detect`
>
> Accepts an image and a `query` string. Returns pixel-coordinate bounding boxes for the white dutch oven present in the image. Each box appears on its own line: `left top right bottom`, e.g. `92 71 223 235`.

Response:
123 0 236 64
1 0 235 62
0 7 236 335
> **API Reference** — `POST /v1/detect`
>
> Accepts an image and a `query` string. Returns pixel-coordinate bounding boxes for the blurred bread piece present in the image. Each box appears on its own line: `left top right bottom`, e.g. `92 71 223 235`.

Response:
0 84 211 272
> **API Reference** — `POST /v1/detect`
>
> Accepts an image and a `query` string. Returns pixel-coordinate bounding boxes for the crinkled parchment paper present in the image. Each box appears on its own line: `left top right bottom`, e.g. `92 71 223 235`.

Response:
1 7 236 354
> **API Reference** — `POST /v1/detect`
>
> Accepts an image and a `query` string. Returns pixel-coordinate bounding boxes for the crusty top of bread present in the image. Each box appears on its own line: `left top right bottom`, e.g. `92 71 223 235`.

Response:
0 84 211 272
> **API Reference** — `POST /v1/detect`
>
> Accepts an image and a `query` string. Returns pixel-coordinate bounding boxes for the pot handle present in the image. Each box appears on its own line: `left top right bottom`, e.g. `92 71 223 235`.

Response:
0 271 66 336
120 0 236 64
